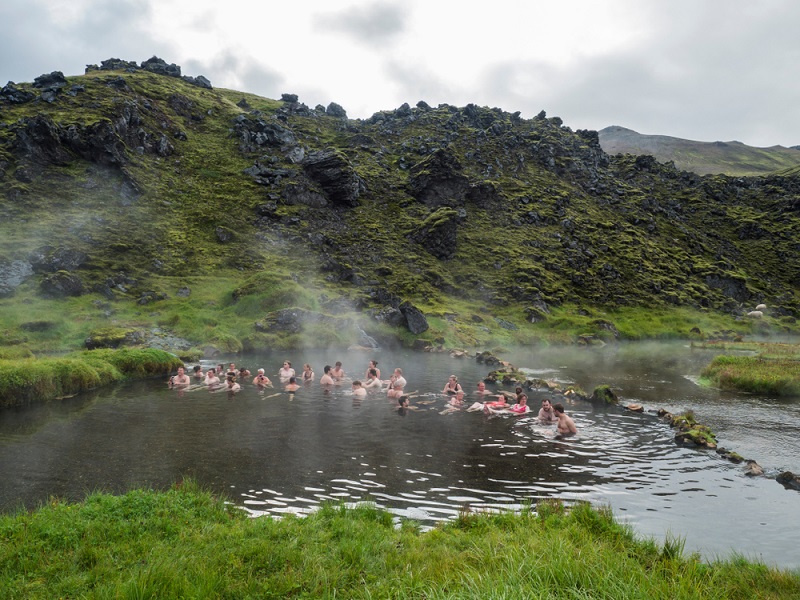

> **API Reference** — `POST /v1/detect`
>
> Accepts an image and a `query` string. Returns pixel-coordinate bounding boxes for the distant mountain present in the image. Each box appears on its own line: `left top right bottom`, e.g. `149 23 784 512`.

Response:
598 126 800 176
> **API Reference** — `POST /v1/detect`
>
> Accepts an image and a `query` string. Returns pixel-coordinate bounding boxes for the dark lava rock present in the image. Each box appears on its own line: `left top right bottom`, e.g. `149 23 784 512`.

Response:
39 271 85 297
400 301 429 334
29 246 87 272
301 149 363 207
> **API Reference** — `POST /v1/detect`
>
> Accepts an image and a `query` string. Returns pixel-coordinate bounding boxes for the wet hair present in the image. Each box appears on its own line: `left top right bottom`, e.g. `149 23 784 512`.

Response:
283 361 292 367
335 361 342 368
324 365 331 374
515 387 523 394
193 365 202 373
352 380 362 387
553 403 565 414
304 363 312 370
288 376 297 384
398 395 409 407
226 374 236 382
368 368 377 377
370 359 378 367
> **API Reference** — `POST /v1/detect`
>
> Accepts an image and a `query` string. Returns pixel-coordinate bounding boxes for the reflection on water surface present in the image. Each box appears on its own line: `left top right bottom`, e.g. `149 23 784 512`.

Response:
1 343 799 568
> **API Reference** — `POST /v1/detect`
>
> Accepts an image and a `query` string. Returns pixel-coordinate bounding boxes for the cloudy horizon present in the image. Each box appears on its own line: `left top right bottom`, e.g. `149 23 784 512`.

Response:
2 0 799 148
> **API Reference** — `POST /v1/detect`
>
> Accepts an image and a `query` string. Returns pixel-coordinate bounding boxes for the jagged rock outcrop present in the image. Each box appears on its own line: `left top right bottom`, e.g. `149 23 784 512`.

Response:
233 115 297 153
1 82 36 104
39 271 84 298
301 149 363 207
254 308 351 334
408 148 470 207
409 207 459 260
29 246 87 273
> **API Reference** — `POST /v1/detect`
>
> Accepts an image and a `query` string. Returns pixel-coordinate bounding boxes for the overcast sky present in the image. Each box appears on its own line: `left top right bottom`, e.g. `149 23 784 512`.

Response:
2 0 798 148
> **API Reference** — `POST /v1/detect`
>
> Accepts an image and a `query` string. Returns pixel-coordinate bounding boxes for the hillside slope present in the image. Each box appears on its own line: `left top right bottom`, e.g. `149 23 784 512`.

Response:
598 125 800 176
1 59 799 353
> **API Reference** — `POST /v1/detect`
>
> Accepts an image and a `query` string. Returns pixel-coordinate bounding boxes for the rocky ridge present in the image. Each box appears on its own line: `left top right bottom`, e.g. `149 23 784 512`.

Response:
1 58 799 352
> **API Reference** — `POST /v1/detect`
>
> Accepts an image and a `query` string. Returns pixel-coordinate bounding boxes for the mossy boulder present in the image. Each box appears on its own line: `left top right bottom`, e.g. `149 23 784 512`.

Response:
484 362 526 385
591 385 618 404
85 327 144 350
674 425 717 448
39 270 84 298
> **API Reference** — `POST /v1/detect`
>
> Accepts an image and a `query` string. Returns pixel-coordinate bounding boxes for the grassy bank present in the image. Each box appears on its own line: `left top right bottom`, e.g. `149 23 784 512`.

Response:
0 274 778 355
0 348 183 408
1 483 797 599
698 342 800 396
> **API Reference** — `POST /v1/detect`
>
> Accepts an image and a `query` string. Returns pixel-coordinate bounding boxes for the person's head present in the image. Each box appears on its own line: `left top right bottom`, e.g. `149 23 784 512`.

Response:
177 367 185 375
398 395 409 407
369 359 378 368
515 387 523 395
518 394 527 405
394 368 403 376
227 374 236 384
324 365 331 374
229 363 236 370
449 375 458 383
283 361 291 369
258 368 265 375
304 363 312 371
335 361 342 368
193 365 202 373
455 390 465 400
352 380 362 388
553 403 565 414
477 381 486 391
393 381 403 389
368 368 377 377
239 367 247 374
542 398 552 410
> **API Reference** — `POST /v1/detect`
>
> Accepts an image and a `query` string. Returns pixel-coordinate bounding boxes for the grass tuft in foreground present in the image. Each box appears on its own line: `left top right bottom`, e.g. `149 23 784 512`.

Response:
1 483 798 598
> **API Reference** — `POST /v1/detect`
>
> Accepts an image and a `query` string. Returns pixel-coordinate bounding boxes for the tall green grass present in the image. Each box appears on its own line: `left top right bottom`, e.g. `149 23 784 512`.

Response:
701 353 800 396
0 348 182 407
1 484 797 599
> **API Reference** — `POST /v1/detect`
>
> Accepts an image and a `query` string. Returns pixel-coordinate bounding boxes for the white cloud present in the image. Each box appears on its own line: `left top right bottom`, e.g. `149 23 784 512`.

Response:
1 0 799 146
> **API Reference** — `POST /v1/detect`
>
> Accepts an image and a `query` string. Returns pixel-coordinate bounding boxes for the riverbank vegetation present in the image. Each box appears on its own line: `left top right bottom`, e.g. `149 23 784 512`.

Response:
0 274 771 356
697 341 800 396
0 348 182 408
1 482 797 599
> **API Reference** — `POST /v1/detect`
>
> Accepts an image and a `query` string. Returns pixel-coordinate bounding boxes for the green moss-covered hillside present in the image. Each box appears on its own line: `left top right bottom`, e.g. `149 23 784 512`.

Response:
1 58 798 353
